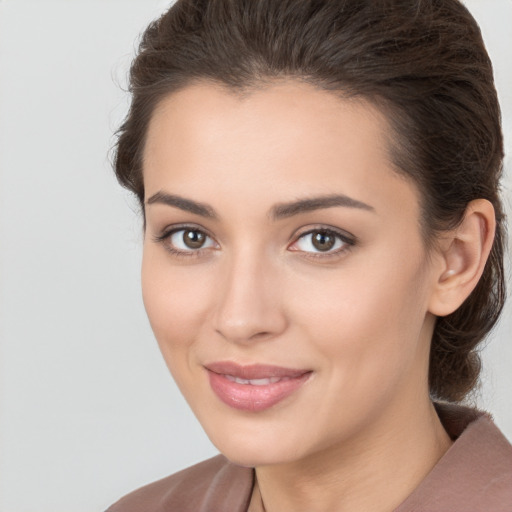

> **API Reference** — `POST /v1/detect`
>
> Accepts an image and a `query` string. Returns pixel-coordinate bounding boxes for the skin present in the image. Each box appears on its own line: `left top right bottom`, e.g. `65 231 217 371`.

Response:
141 80 495 512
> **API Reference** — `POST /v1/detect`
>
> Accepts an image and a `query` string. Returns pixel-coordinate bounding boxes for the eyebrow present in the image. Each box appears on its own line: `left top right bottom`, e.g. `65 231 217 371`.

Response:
146 191 217 218
145 191 375 220
270 194 375 220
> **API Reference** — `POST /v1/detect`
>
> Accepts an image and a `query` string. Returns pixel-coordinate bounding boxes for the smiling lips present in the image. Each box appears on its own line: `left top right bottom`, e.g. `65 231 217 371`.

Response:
206 361 312 412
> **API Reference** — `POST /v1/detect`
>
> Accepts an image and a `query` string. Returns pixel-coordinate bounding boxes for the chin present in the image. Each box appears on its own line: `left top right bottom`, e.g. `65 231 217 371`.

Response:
217 444 293 468
202 421 308 468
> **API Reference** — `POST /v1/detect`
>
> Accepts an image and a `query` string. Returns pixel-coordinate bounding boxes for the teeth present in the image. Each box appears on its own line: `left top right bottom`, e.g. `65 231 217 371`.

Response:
248 378 276 385
225 375 283 385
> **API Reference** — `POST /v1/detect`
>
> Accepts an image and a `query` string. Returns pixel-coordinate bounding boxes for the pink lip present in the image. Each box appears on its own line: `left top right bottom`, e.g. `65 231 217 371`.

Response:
205 361 312 412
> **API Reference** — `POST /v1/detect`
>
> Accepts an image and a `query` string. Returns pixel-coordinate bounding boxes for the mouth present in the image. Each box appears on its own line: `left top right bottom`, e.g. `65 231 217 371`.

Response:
204 361 312 412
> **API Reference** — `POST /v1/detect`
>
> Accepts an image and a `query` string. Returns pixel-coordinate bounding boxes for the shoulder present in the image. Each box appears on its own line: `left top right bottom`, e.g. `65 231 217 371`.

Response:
396 403 512 511
106 455 254 512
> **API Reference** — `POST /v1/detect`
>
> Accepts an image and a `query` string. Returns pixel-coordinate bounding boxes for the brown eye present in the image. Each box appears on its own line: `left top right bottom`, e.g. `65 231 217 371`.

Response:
290 228 353 256
163 228 216 253
183 229 206 249
311 231 336 251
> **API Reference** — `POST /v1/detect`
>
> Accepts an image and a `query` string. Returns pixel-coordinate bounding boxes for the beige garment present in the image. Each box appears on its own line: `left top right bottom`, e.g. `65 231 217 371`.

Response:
106 404 512 511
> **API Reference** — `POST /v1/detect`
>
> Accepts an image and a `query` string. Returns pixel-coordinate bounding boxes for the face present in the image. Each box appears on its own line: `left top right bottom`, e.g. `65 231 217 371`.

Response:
141 81 441 468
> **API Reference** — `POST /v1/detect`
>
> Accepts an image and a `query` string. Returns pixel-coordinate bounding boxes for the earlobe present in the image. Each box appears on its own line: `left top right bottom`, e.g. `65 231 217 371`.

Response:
428 199 496 317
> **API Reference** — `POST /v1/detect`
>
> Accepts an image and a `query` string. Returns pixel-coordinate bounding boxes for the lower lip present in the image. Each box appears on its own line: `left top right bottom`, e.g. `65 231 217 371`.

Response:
207 370 311 412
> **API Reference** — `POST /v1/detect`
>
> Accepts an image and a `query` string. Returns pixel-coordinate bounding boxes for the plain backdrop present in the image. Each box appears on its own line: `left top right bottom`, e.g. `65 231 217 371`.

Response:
0 1 510 511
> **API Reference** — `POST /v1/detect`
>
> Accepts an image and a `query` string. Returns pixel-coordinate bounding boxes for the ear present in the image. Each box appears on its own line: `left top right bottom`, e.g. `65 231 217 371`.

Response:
428 199 496 317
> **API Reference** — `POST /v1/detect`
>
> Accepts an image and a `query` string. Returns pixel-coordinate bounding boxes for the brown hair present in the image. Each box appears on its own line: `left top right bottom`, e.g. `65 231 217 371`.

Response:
114 0 506 402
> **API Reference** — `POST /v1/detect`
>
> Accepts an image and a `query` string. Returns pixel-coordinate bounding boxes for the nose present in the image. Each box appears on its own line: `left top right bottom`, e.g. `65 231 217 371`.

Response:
212 250 288 344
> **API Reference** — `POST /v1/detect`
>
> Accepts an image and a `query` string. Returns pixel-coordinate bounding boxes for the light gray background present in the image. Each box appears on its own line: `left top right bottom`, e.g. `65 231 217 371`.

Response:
0 1 510 511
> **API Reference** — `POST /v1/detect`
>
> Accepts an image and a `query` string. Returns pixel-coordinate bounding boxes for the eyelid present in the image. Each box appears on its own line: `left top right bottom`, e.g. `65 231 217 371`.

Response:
288 225 356 256
292 224 356 243
153 222 212 241
152 223 219 257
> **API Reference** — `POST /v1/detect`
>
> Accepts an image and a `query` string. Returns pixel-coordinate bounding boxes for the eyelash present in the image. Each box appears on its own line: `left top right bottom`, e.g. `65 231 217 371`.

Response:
152 224 216 260
153 224 356 261
290 227 356 260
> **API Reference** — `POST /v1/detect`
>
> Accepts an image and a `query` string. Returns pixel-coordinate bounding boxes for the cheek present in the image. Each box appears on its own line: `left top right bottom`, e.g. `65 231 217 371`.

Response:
284 263 432 440
141 247 213 362
289 253 431 376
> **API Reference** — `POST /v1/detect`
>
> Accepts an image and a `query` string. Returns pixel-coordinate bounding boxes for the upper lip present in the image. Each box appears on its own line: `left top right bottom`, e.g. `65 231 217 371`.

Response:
205 361 311 380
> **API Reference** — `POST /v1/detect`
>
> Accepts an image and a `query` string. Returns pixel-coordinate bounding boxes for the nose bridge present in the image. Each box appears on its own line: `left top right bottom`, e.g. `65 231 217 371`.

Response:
213 244 287 343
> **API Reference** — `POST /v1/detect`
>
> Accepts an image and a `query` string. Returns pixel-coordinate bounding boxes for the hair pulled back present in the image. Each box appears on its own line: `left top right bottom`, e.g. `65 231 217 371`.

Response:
114 0 506 402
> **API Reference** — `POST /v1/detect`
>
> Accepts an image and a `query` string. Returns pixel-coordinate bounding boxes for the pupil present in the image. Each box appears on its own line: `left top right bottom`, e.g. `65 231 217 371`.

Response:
183 230 205 249
312 231 335 251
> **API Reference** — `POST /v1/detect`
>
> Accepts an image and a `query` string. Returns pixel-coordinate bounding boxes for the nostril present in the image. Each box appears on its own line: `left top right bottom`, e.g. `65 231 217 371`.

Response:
249 331 273 341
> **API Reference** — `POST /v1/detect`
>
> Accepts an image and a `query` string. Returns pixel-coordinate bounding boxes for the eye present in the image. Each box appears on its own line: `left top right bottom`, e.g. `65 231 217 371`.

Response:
289 228 354 255
154 226 217 256
170 229 215 250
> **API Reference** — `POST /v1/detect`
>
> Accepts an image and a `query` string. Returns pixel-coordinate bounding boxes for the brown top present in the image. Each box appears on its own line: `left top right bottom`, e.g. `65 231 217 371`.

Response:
106 404 512 512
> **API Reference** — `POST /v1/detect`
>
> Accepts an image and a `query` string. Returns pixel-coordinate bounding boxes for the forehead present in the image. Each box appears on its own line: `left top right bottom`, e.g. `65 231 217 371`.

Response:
144 80 390 174
143 80 421 224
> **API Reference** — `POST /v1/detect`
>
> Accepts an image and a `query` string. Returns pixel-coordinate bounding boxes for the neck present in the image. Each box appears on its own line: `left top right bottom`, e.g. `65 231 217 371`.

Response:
250 397 452 512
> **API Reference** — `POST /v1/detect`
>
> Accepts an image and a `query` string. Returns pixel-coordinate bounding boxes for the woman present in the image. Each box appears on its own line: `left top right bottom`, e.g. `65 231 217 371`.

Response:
107 0 512 510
